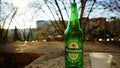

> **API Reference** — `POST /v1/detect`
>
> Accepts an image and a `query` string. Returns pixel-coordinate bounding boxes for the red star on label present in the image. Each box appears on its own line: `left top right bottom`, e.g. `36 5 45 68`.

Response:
72 43 76 48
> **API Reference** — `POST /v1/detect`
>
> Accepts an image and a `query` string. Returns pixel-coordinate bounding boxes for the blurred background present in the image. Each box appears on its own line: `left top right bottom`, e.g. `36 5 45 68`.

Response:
0 0 120 43
0 0 120 68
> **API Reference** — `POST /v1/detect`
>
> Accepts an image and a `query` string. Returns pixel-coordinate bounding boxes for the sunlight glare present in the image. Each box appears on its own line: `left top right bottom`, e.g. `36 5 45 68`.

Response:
10 0 28 8
9 0 29 13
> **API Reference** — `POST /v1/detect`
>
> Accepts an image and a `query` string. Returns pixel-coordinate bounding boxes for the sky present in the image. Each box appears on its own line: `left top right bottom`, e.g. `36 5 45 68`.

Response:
0 0 120 29
1 0 36 29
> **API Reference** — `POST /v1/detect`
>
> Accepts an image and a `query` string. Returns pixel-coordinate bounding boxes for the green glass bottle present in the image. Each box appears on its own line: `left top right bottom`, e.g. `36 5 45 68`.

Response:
64 2 83 68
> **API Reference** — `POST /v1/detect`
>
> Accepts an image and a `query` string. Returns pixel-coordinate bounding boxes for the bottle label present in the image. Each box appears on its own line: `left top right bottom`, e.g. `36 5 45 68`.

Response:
66 38 82 63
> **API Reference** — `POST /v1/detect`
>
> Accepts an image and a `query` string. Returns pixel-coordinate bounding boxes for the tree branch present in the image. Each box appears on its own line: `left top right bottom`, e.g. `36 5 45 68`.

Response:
54 0 66 30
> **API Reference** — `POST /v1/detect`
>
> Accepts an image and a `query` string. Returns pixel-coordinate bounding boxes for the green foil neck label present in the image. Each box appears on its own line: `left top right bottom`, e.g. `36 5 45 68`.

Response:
66 38 82 63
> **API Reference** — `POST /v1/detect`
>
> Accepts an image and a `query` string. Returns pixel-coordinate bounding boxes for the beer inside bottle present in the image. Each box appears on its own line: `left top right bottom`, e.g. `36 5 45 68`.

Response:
64 2 83 68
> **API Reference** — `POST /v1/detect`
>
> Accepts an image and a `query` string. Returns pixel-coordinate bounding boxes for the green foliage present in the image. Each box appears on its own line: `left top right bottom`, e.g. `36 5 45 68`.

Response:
114 35 120 41
85 34 92 41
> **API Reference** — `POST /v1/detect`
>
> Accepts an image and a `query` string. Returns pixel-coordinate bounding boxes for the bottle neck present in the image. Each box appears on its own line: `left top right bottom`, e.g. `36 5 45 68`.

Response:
68 3 80 29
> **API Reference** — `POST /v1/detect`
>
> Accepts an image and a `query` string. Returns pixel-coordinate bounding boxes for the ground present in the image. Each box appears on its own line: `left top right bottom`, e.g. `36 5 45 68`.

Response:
0 42 120 68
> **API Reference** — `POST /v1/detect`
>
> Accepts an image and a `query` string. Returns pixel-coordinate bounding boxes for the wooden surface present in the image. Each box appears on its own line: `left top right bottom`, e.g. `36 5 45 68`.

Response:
0 42 120 68
25 52 119 68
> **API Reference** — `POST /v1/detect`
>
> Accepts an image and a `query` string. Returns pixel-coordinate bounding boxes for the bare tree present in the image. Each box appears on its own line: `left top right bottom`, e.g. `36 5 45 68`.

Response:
43 0 63 35
79 0 87 23
96 0 120 17
54 0 66 29
0 6 18 43
83 0 96 34
13 26 21 41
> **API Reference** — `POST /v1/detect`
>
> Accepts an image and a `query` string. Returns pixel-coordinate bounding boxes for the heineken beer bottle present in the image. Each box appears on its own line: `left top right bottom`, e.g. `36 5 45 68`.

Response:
64 1 83 68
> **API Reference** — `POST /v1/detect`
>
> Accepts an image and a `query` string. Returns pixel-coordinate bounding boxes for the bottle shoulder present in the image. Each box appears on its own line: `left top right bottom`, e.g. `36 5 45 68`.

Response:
64 27 83 38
